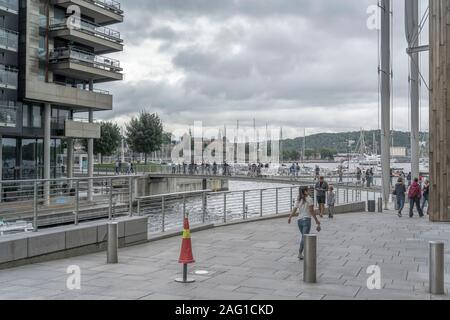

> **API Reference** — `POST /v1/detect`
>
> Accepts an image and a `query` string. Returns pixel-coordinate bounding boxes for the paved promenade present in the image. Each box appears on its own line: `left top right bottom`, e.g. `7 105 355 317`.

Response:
0 211 449 300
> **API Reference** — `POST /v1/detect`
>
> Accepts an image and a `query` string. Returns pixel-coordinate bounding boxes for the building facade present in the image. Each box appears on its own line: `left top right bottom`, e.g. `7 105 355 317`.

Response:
0 0 123 182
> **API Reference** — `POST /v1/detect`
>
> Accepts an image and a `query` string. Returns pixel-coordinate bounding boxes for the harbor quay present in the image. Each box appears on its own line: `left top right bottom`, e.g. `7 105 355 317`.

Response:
0 210 448 300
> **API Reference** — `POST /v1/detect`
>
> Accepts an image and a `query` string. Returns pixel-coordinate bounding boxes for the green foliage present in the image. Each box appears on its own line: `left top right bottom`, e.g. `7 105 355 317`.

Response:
81 122 121 162
282 130 429 155
319 148 337 160
126 111 164 163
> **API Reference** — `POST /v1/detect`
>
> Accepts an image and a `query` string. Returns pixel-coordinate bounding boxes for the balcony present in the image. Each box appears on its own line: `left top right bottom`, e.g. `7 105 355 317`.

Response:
51 0 123 26
0 103 17 128
49 47 123 83
49 17 123 54
0 0 18 15
0 65 18 90
0 27 18 52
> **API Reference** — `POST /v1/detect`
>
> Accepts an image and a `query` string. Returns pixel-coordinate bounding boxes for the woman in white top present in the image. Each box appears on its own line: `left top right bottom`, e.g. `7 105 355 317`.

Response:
288 187 322 260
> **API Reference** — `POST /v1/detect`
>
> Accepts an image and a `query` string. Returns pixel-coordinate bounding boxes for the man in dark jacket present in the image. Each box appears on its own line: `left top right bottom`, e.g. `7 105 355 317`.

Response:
393 177 407 217
408 178 424 218
315 176 328 218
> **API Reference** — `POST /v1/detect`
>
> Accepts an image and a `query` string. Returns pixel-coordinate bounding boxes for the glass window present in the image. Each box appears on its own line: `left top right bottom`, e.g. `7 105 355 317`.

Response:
32 105 42 128
2 138 17 180
21 139 38 179
22 105 29 127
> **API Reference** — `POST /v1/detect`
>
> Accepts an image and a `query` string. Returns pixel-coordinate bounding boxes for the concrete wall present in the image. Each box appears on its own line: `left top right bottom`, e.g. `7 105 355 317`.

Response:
135 176 229 197
0 216 148 270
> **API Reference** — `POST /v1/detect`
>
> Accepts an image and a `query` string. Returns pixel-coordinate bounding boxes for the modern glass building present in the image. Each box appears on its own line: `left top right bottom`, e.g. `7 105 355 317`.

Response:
0 0 124 181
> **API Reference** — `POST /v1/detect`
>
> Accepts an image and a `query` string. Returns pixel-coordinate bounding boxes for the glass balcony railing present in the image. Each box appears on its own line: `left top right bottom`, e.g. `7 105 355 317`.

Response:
53 80 111 95
49 17 122 44
0 27 18 51
0 65 18 89
49 47 122 74
0 0 18 13
0 103 17 128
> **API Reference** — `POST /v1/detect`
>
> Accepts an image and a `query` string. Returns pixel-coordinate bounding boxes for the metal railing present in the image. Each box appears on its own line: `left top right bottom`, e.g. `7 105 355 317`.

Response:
49 47 122 74
0 0 18 13
49 17 122 43
0 103 17 128
53 81 110 95
0 176 136 234
0 64 18 89
89 0 122 14
0 27 18 51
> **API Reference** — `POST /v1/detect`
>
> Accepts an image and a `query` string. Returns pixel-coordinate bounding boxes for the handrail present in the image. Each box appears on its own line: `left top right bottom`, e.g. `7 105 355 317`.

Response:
49 17 122 43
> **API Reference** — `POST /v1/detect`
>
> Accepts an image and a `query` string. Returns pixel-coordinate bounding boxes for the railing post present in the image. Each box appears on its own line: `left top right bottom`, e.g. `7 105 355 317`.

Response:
33 181 38 232
74 180 79 225
260 189 263 217
223 193 227 223
161 196 165 232
276 188 279 215
290 187 293 212
137 199 141 216
242 191 246 220
108 178 113 220
336 187 339 204
183 195 186 215
202 192 207 224
128 176 133 216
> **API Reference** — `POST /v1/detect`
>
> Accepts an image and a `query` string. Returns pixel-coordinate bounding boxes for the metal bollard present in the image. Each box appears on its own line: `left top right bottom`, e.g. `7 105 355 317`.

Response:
107 222 119 264
304 234 317 283
429 241 445 295
378 197 383 213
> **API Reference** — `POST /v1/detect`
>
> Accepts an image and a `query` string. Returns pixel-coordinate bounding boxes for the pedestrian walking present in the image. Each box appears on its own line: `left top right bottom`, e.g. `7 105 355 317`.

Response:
407 172 412 187
315 176 328 218
421 179 430 215
327 186 336 219
408 178 424 218
393 177 407 217
288 187 322 260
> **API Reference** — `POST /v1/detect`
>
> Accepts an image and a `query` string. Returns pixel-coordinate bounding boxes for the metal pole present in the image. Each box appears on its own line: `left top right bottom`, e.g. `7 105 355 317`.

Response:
162 196 165 232
406 0 420 181
380 0 391 210
243 191 246 220
290 187 293 212
75 180 79 225
33 181 38 232
429 241 445 295
224 193 227 223
276 188 279 215
128 177 133 216
109 178 113 220
202 192 206 223
137 199 141 216
304 234 317 283
260 189 263 217
107 222 118 264
183 195 186 215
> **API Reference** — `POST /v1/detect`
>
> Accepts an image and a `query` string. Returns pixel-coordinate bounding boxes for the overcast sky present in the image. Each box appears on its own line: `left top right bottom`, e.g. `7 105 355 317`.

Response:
97 0 430 139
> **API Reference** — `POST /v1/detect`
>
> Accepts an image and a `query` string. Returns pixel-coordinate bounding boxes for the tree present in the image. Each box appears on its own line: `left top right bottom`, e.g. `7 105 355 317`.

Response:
126 112 164 164
81 121 121 163
320 148 337 160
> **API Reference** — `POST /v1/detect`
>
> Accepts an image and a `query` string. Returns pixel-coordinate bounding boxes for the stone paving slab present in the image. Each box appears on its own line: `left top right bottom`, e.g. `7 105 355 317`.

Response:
0 211 449 300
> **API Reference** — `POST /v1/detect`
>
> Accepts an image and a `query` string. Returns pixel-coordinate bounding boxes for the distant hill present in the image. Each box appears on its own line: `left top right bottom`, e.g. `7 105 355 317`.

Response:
282 130 429 155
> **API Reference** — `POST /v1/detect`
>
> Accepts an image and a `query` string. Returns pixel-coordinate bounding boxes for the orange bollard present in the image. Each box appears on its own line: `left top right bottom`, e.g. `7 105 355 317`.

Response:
175 214 196 283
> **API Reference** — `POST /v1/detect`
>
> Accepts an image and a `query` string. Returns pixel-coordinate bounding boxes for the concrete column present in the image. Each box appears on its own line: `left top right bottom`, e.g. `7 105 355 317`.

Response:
429 1 450 222
88 110 94 202
44 103 51 206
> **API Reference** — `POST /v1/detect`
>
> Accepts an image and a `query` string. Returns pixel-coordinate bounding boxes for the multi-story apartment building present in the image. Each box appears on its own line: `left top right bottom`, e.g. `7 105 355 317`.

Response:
0 0 123 183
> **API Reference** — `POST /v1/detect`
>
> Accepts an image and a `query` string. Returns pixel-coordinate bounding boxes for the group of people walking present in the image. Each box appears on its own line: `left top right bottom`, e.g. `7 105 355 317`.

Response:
393 176 430 218
115 160 135 175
